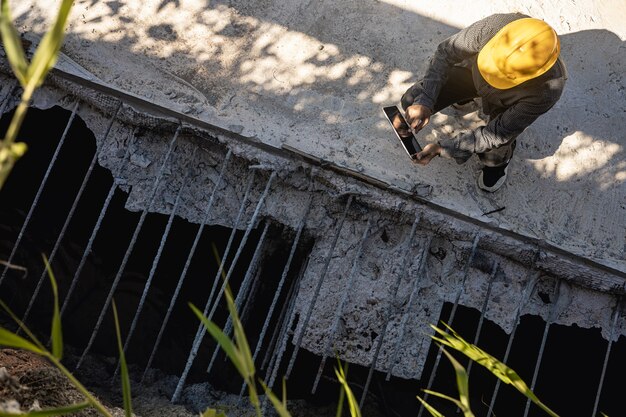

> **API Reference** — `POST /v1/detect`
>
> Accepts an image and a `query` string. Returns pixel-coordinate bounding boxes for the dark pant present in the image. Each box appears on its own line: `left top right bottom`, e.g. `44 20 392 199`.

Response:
401 66 515 167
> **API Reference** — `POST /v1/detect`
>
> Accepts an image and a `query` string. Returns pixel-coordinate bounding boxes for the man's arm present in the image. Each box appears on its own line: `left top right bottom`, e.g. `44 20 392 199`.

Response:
438 97 561 164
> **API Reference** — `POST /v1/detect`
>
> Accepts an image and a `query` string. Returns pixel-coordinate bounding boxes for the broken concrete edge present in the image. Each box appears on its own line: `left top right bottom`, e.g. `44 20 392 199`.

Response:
1 59 624 291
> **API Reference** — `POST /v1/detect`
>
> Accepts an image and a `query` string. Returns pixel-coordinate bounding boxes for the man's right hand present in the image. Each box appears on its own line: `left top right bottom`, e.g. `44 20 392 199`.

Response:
405 104 432 132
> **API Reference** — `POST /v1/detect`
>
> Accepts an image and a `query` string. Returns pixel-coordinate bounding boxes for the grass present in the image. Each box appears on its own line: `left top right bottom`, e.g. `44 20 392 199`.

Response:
0 256 127 417
0 0 74 189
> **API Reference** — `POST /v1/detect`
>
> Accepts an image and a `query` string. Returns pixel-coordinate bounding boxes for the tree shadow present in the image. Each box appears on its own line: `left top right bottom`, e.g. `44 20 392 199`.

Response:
11 2 626 266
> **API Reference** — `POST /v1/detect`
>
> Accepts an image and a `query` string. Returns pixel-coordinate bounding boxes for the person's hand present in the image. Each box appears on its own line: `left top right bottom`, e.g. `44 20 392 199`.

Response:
405 104 432 132
413 143 441 166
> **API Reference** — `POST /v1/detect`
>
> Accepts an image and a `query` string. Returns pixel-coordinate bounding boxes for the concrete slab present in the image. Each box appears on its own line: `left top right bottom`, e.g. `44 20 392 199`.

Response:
13 0 626 272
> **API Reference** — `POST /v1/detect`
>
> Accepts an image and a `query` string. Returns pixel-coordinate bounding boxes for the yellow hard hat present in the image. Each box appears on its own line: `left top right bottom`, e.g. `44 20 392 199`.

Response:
477 18 560 89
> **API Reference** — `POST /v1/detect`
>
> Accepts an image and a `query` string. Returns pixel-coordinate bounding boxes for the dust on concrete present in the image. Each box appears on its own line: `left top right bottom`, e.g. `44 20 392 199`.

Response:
13 0 626 273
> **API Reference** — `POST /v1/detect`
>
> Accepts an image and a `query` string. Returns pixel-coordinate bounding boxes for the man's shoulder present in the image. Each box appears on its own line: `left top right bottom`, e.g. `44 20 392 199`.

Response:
478 12 530 28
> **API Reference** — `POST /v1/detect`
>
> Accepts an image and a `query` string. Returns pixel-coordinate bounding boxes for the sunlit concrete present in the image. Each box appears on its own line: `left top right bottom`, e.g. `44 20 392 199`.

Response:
13 0 626 270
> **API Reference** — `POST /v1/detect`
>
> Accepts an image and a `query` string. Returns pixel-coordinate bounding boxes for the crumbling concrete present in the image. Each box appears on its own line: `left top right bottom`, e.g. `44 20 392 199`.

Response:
2 61 623 382
1 0 625 385
12 0 626 274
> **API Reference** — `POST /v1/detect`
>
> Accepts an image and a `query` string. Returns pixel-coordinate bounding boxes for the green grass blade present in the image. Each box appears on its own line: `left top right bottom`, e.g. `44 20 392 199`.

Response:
260 379 293 417
199 409 227 417
25 0 73 89
422 389 463 408
335 376 346 417
0 299 45 351
222 286 259 411
440 349 474 416
430 323 559 417
0 327 44 354
43 255 63 360
189 302 245 377
224 285 255 380
210 245 259 412
0 0 28 86
334 360 361 417
112 300 132 417
416 396 446 417
0 401 90 416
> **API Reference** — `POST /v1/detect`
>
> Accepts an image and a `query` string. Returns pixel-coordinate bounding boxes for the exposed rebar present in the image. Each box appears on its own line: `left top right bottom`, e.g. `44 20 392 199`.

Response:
311 218 371 394
1 102 79 288
206 220 270 376
246 194 314 379
140 149 232 384
112 146 198 381
360 232 430 409
60 128 136 316
23 102 122 327
487 270 539 416
417 233 480 417
465 260 499 378
76 124 180 369
591 295 622 417
522 278 563 417
284 194 354 380
386 235 436 380
171 171 276 403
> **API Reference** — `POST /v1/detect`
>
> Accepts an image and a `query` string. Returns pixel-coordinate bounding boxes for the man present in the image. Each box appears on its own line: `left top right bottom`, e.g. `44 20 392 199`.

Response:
402 13 567 192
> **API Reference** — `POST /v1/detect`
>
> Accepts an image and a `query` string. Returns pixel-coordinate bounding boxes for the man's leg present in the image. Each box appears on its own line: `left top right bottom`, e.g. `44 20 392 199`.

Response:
401 66 477 113
476 140 516 192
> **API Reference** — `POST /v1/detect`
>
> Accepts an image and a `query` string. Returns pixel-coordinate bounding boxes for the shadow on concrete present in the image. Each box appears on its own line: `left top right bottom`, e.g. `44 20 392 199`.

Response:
13 1 625 263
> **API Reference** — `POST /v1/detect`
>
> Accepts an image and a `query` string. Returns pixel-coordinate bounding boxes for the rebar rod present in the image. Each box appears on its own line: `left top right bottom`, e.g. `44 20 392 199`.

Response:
284 195 354 380
140 149 232 383
311 219 372 394
360 233 429 409
193 169 259 342
486 270 539 416
206 221 270 376
22 102 122 326
465 260 498 378
261 267 299 372
386 236 436 380
522 279 563 417
171 171 276 403
112 147 198 380
417 233 480 417
196 169 259 375
591 296 622 417
352 212 421 399
0 102 79 287
0 82 17 117
244 194 314 383
235 227 276 398
76 125 180 369
261 257 308 414
60 129 137 316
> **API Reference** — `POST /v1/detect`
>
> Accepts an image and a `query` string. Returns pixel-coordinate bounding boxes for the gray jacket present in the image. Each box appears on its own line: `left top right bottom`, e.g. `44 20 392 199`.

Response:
411 13 568 163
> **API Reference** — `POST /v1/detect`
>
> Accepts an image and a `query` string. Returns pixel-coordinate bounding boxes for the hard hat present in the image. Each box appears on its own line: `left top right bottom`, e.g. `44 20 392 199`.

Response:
477 18 560 89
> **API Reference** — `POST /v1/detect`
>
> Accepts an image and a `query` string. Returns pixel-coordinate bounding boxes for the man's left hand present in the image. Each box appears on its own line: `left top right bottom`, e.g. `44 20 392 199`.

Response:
413 143 442 166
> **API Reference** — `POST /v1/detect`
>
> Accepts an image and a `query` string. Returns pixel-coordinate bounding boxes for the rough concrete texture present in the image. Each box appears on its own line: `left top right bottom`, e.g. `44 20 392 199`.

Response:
2 61 626 378
4 0 625 381
13 0 626 272
1 70 622 380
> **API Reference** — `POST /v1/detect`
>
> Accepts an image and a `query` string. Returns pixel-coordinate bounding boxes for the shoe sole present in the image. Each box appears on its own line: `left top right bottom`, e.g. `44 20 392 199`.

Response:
477 166 508 192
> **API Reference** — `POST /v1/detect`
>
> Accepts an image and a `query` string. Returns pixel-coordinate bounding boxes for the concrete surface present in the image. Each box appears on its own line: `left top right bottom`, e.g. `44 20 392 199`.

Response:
12 0 626 272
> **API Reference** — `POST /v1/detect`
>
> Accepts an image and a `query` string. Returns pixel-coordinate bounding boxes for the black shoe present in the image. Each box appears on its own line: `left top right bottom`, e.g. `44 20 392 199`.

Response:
477 164 508 192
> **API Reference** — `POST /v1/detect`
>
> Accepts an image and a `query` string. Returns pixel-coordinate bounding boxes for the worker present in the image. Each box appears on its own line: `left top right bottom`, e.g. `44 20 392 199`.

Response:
402 13 567 192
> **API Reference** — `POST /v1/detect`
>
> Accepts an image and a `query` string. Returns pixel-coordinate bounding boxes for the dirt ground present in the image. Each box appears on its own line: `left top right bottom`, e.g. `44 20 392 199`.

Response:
0 347 362 417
